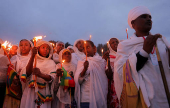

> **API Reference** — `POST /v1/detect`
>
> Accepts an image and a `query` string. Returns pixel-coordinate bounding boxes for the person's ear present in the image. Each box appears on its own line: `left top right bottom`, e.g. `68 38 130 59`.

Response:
94 46 97 54
131 20 135 29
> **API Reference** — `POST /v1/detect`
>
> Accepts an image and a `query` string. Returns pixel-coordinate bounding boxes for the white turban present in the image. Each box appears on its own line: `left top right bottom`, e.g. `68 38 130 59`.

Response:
128 6 151 29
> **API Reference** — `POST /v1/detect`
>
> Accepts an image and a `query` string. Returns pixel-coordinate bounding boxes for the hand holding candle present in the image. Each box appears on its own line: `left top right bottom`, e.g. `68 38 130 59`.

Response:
59 60 65 83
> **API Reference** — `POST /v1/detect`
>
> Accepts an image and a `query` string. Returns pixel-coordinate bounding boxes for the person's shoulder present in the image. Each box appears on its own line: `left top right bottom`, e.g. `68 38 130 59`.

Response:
0 54 9 64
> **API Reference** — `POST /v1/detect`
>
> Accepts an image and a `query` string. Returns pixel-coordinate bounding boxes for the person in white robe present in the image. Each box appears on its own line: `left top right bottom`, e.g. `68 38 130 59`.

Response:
72 39 85 65
53 41 65 64
74 40 108 108
114 6 170 108
0 38 10 108
20 40 56 108
67 46 75 53
52 49 77 108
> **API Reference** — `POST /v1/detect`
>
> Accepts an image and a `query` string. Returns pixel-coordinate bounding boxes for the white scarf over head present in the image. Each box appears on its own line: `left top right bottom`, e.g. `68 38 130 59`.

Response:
67 46 74 51
114 34 170 107
55 49 76 106
73 39 85 60
74 54 108 108
11 39 34 73
108 38 119 62
128 6 151 29
53 41 65 63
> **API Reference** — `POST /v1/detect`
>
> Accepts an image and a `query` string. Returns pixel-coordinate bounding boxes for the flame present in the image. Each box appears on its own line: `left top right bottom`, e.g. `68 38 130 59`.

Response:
44 35 46 38
50 43 54 46
84 41 86 44
62 60 65 63
126 28 128 32
101 49 103 52
2 41 9 49
33 36 43 42
7 43 12 50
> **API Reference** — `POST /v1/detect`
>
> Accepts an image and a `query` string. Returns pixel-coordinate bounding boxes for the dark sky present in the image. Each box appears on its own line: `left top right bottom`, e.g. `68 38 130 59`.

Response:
0 0 170 46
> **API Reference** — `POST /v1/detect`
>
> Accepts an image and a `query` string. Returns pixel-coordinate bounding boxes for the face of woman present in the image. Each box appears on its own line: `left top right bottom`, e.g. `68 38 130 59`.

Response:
109 38 119 52
38 44 50 57
76 40 84 52
85 42 96 57
62 51 71 63
20 40 32 56
56 43 64 53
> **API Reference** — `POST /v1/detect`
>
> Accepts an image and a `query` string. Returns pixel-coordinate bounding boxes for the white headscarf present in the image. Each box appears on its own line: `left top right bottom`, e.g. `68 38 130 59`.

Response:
67 46 74 51
36 40 53 60
0 38 4 55
108 38 119 62
73 39 85 60
18 39 34 55
58 49 76 75
55 41 65 52
128 6 151 29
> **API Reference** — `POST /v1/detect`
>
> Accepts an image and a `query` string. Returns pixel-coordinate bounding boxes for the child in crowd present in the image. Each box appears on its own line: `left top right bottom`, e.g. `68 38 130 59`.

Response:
74 40 108 108
52 49 77 108
53 41 65 64
3 39 33 108
20 40 56 108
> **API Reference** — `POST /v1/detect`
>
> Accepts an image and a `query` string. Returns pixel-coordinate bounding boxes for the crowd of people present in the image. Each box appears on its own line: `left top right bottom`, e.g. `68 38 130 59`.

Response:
0 6 170 108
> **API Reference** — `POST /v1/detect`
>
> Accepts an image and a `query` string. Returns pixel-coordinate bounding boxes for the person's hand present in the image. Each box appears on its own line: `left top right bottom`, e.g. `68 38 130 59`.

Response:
32 47 38 57
143 34 161 54
84 61 89 70
33 67 42 77
103 50 110 61
56 69 63 77
7 64 14 68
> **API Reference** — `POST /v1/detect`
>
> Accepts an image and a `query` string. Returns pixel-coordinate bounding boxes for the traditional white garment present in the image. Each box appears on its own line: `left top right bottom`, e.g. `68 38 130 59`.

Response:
20 40 56 108
114 34 170 108
128 6 151 29
74 54 108 108
53 41 65 64
72 39 85 65
10 39 33 91
108 38 119 63
52 49 76 108
67 46 74 51
0 54 9 83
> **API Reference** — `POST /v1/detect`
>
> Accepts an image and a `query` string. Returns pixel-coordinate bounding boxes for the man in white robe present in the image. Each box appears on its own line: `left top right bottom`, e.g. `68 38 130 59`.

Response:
114 6 170 108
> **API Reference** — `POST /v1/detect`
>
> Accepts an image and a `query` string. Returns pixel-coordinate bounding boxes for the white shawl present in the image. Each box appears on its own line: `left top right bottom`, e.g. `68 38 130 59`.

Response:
56 49 76 106
74 54 108 108
114 34 170 107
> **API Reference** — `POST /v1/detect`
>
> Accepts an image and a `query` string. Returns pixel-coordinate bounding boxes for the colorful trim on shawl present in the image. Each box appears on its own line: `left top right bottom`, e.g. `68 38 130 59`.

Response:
120 59 148 108
29 80 46 89
37 91 52 102
21 74 27 83
50 71 56 74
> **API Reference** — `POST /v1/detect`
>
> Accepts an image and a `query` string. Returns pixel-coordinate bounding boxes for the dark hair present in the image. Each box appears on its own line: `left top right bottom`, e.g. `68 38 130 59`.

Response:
86 40 95 47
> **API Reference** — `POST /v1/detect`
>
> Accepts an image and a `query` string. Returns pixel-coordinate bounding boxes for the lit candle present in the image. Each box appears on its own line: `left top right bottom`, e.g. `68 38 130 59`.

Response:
33 36 43 90
84 41 87 60
1 41 12 65
107 41 109 50
126 28 128 39
89 35 92 40
59 60 65 83
101 49 103 57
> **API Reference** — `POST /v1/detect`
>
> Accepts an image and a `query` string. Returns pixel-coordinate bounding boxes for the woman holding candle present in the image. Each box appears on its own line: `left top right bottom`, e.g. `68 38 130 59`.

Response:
74 40 108 108
103 38 119 108
20 40 56 108
3 39 33 108
52 49 76 108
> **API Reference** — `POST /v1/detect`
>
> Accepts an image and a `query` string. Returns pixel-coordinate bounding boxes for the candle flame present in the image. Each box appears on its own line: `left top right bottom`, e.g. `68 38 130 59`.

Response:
62 60 65 63
89 35 92 40
44 35 46 38
126 28 128 32
101 49 103 52
7 43 12 50
2 41 9 49
84 41 86 44
50 43 54 46
33 36 43 42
